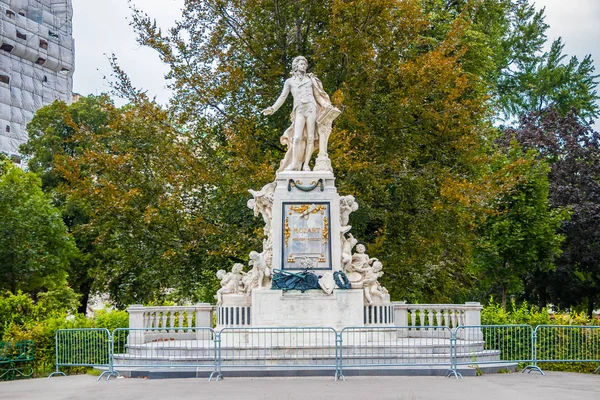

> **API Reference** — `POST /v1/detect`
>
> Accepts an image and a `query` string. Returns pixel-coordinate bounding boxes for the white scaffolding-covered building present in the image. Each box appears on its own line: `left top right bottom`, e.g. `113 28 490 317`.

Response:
0 0 74 162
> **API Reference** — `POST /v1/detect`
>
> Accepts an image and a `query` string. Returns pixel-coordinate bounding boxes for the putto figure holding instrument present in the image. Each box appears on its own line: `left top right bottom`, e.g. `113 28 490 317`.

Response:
263 56 340 172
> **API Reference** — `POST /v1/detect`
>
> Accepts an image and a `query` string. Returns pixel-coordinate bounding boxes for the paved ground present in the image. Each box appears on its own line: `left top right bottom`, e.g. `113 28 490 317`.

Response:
0 372 598 400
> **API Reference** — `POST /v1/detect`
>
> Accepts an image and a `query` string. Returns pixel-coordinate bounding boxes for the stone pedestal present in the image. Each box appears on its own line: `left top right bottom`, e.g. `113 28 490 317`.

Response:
271 171 342 273
251 289 364 331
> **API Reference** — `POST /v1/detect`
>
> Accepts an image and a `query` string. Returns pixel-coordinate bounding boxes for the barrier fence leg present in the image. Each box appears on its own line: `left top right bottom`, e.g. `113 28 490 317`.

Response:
521 330 544 375
98 332 119 381
48 334 66 378
335 332 345 382
445 330 462 379
48 367 66 378
209 332 222 382
594 365 600 374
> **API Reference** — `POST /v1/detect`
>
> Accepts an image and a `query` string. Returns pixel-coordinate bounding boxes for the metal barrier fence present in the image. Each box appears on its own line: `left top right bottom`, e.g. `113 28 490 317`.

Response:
454 325 533 377
48 328 116 381
48 325 600 381
218 327 339 380
524 325 600 375
113 327 219 381
339 326 455 379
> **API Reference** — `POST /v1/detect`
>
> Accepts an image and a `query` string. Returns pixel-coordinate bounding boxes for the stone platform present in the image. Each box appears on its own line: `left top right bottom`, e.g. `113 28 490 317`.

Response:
109 363 519 379
112 335 513 378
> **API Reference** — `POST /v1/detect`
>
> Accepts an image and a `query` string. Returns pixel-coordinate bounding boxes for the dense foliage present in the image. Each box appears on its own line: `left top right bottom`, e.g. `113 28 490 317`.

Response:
0 159 78 305
506 108 600 315
0 291 128 375
10 0 599 314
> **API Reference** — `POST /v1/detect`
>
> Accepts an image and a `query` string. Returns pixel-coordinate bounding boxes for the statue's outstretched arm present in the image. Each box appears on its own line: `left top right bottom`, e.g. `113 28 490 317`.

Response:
263 80 290 115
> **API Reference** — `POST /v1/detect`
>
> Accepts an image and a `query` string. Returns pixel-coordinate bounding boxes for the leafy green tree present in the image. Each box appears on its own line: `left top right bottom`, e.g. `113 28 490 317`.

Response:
34 95 249 308
423 0 599 120
506 108 600 316
474 145 566 308
21 95 120 313
0 158 78 299
120 0 505 303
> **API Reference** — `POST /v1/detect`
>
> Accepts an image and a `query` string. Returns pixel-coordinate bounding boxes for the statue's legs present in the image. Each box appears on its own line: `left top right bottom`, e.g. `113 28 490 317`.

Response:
285 104 315 171
284 112 306 171
302 104 317 171
364 287 373 305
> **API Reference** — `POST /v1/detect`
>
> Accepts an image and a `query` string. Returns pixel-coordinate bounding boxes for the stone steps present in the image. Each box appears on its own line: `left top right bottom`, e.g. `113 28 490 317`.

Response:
105 361 519 379
113 341 501 367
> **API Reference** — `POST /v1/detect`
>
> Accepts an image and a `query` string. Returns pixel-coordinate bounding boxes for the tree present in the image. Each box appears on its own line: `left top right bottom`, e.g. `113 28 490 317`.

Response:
0 158 78 297
422 0 599 120
21 95 120 313
473 146 566 308
30 95 258 308
506 108 600 315
120 0 506 303
73 0 596 306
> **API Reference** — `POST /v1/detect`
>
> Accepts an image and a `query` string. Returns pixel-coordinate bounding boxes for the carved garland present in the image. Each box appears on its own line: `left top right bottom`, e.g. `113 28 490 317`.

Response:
288 178 324 192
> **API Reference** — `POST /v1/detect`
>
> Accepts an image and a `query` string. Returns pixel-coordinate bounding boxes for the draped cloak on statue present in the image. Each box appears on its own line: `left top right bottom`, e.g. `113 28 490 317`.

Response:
277 73 331 172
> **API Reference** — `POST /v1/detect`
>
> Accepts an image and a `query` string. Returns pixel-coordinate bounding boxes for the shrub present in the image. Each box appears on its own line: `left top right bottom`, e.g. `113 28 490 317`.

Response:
481 298 599 373
2 308 128 376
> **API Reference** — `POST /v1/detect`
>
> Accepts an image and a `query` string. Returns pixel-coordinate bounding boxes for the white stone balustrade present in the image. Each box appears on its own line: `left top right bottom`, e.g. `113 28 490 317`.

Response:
127 303 213 343
363 304 395 326
392 302 482 339
126 301 482 340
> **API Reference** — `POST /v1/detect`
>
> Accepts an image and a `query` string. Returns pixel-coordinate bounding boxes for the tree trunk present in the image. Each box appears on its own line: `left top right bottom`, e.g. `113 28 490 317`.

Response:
76 278 93 315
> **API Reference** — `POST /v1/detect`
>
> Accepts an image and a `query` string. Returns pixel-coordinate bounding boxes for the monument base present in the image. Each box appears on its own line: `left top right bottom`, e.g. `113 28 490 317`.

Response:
251 289 364 330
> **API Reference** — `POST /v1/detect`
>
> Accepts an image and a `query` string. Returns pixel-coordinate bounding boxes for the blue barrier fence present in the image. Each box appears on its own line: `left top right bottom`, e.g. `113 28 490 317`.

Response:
49 325 600 381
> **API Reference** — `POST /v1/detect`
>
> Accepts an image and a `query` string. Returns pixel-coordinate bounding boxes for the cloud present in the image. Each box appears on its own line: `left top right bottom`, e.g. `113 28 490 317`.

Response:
72 0 183 106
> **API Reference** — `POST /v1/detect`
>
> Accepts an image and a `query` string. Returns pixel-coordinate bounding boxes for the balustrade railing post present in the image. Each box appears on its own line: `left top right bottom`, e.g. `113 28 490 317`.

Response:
195 303 214 340
126 304 145 344
462 302 482 341
392 302 409 338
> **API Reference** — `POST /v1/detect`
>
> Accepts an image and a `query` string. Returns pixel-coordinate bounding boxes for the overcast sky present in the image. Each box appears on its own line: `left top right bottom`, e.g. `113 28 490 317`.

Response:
72 0 600 120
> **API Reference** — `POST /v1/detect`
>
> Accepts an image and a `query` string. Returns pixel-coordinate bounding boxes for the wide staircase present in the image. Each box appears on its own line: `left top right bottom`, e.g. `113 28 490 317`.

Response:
110 302 520 378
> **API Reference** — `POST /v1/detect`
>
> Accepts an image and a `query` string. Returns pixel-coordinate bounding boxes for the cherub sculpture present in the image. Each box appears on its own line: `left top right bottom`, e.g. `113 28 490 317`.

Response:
339 195 358 229
247 182 276 235
244 251 271 291
350 244 377 273
341 233 357 272
361 260 388 305
215 263 245 306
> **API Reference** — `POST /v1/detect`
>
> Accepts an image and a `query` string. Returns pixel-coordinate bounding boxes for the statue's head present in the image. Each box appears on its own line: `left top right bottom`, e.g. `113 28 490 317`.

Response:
216 269 226 279
232 263 244 273
356 243 366 253
292 56 308 72
372 260 383 272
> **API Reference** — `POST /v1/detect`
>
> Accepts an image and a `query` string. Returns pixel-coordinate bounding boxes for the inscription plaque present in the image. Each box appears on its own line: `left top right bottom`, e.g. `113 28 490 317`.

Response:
282 202 332 270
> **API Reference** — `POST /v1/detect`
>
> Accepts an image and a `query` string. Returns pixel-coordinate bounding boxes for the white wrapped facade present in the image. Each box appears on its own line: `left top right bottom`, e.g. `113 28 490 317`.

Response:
0 0 74 162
